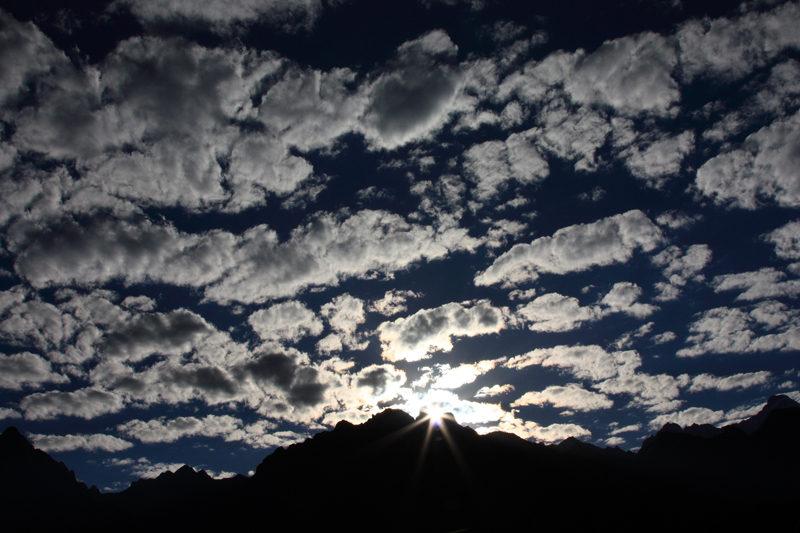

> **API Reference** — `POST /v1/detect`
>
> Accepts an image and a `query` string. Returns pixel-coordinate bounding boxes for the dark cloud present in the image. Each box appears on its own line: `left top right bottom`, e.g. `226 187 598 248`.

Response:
236 351 328 407
103 309 211 361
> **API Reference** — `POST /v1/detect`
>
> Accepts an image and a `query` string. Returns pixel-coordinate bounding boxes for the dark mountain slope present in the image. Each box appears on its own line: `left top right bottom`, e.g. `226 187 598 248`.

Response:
2 396 799 532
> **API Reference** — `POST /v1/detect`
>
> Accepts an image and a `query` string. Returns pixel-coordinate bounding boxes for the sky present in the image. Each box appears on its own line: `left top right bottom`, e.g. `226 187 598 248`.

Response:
1 0 800 491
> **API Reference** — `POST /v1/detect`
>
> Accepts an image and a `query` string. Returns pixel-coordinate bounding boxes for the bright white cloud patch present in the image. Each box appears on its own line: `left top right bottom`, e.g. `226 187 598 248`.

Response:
248 301 323 343
378 301 505 361
20 388 125 420
29 433 133 453
0 352 69 390
512 383 613 411
688 371 771 392
476 210 663 287
515 293 601 332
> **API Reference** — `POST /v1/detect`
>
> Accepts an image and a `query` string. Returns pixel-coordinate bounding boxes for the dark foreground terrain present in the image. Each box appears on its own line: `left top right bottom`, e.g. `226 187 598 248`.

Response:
2 395 799 532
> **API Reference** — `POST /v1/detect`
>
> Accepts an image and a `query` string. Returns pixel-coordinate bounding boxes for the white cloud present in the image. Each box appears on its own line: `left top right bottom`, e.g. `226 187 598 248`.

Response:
475 210 663 287
318 294 368 354
478 411 590 443
463 132 548 201
765 220 800 260
617 130 695 187
377 301 505 361
117 414 243 443
474 384 514 398
609 423 641 436
512 383 613 411
248 301 323 343
515 293 601 332
205 209 481 304
600 282 657 319
530 103 611 172
505 344 641 382
116 0 324 32
369 289 421 317
652 244 712 301
0 407 21 420
102 309 212 362
677 2 800 82
566 32 680 115
649 407 725 430
655 211 702 231
688 371 771 392
696 111 800 209
20 387 124 420
0 352 69 390
29 433 133 453
363 30 462 149
429 358 506 390
712 268 800 301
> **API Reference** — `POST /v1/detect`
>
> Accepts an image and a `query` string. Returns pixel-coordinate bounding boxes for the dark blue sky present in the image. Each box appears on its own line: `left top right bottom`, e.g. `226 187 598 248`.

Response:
1 0 799 491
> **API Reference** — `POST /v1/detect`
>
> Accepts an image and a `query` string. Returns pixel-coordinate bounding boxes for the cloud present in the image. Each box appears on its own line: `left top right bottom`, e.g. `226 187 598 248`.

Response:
515 293 602 332
317 294 368 354
688 371 771 393
29 433 133 453
531 103 611 172
765 219 800 260
600 282 658 319
115 0 324 32
474 384 514 398
696 111 800 209
609 423 641 436
478 411 590 443
428 358 506 390
234 350 329 408
205 209 481 304
475 210 663 287
712 268 800 301
354 364 407 401
616 130 695 187
652 244 712 301
377 301 506 361
103 309 212 362
117 414 242 443
364 30 462 148
369 289 421 317
20 387 124 420
512 383 613 411
0 351 69 390
648 407 725 430
566 32 680 115
677 301 800 357
248 301 323 343
463 133 548 201
505 344 641 381
677 2 800 82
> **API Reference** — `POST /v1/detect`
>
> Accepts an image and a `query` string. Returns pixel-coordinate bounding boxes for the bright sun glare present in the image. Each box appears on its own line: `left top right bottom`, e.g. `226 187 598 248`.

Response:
425 405 446 426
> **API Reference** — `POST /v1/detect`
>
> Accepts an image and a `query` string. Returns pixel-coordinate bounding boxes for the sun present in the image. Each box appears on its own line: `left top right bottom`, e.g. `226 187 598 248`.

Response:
424 405 446 426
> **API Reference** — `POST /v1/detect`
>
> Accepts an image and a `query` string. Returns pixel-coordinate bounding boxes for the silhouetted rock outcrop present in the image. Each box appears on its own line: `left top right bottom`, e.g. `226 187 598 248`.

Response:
2 397 800 532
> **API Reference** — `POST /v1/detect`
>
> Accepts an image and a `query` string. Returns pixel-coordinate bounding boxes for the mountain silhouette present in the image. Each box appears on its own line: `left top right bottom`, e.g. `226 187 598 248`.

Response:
2 396 799 532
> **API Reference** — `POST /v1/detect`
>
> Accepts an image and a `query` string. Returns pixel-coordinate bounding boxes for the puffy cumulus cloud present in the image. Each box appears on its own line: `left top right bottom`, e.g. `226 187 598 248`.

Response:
102 309 212 362
234 349 330 409
0 408 21 420
600 282 658 319
477 411 590 443
712 267 800 301
765 220 800 260
530 103 611 172
29 433 133 453
652 331 677 345
117 414 242 444
377 301 506 362
703 59 800 143
652 244 712 301
462 132 548 201
369 289 421 317
515 293 602 333
696 111 800 209
475 210 663 287
0 352 69 390
648 407 725 430
257 66 366 152
677 301 800 357
688 371 771 393
677 2 800 82
566 32 680 116
474 384 514 398
364 30 462 149
20 387 124 420
115 0 323 32
428 358 506 390
594 372 690 413
0 10 71 108
609 423 641 436
353 364 407 402
205 209 480 304
12 216 238 290
505 344 641 382
655 211 702 231
248 301 323 343
317 294 368 354
512 383 613 412
616 130 695 187
481 219 528 250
